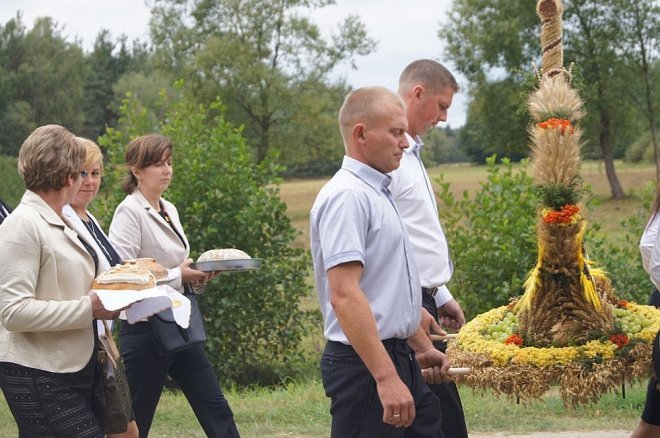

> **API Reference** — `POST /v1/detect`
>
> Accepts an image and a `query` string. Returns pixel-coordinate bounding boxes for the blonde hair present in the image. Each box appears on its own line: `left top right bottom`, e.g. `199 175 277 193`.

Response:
398 59 459 95
338 86 405 144
76 137 104 175
18 125 84 191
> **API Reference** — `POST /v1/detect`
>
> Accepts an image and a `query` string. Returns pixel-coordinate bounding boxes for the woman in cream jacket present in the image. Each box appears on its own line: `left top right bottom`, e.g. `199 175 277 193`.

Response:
0 125 117 437
109 134 239 438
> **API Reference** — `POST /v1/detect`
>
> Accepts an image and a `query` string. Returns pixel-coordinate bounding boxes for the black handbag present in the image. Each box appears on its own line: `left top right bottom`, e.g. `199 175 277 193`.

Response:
94 321 132 434
149 292 207 356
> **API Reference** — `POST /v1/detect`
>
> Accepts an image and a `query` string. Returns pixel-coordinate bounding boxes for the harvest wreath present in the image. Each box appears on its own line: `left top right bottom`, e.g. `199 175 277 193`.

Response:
447 300 660 406
446 0 659 407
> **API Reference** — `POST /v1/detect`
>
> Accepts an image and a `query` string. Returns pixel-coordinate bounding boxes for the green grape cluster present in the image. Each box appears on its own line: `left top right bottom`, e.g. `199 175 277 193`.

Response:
613 307 652 337
482 312 518 342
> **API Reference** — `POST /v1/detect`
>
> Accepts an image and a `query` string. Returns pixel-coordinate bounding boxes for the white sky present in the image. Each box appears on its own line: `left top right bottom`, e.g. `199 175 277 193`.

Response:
0 0 467 127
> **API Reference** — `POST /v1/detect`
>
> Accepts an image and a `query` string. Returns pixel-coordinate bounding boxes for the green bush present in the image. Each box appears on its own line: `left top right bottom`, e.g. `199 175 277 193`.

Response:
624 131 654 163
586 182 655 304
0 155 23 207
95 88 316 386
436 156 655 319
436 156 538 319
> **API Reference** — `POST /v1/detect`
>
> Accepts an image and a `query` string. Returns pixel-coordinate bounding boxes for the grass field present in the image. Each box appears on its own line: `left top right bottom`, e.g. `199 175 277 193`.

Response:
0 380 648 437
280 160 657 249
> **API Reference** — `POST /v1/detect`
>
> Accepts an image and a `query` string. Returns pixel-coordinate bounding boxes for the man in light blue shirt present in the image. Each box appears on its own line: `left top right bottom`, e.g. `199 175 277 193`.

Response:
311 86 450 437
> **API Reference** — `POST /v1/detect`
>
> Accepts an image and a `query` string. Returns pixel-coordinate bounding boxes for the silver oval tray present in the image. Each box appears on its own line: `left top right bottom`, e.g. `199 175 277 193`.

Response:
190 258 263 272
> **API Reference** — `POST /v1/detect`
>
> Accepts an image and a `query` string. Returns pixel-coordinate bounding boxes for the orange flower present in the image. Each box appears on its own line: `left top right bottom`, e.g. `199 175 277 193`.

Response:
536 117 575 135
504 334 523 346
617 300 629 308
543 204 580 224
609 334 629 349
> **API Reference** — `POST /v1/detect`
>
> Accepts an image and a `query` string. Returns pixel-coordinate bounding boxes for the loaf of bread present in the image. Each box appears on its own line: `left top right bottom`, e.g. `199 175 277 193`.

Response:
122 258 168 280
91 264 157 291
197 248 251 262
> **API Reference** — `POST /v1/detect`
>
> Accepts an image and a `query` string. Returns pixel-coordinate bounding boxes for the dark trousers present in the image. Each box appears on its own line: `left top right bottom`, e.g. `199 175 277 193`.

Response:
641 291 660 425
422 291 469 438
321 339 444 438
119 321 239 438
641 332 660 425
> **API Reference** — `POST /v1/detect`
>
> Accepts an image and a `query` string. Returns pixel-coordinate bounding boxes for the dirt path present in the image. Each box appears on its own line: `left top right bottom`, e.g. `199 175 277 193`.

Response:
470 431 632 438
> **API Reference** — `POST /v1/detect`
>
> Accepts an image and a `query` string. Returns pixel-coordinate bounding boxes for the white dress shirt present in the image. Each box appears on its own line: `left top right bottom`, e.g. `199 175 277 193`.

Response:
310 156 421 344
389 133 454 308
640 212 660 289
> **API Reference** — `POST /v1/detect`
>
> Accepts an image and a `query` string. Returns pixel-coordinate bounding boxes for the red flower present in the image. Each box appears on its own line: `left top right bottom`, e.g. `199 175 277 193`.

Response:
609 334 629 349
504 334 523 346
617 300 629 308
536 118 575 135
543 204 580 224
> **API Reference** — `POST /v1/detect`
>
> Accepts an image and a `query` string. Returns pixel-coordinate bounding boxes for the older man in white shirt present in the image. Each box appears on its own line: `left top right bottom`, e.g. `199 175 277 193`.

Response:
389 59 468 438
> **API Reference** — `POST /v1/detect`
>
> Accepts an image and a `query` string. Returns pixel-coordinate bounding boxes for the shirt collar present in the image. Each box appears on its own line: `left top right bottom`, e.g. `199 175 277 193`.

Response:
403 132 424 156
22 190 67 227
341 155 392 193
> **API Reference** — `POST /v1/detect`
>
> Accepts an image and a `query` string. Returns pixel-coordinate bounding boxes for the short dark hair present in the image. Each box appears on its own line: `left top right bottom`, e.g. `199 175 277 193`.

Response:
338 86 405 146
398 59 459 94
122 134 173 194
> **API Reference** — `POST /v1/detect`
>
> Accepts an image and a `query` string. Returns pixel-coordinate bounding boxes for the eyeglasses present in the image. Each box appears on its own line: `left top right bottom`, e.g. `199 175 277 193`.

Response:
80 170 101 178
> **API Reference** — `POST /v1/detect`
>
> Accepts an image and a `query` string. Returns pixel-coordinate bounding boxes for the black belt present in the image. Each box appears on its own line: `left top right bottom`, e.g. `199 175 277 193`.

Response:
422 287 438 296
325 338 410 354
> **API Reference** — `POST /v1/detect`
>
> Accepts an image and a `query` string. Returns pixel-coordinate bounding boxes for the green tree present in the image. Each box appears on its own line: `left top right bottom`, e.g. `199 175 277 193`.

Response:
458 77 531 163
148 0 375 168
440 1 539 164
613 0 659 182
563 0 626 199
435 157 652 318
0 14 86 155
96 87 315 385
82 31 151 140
0 155 22 206
441 0 654 199
111 71 176 133
437 156 538 318
441 0 539 84
420 126 467 166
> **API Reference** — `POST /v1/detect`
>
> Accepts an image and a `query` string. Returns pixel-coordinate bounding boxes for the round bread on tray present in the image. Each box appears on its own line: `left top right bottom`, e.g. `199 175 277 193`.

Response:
122 257 168 280
197 248 251 262
92 264 157 291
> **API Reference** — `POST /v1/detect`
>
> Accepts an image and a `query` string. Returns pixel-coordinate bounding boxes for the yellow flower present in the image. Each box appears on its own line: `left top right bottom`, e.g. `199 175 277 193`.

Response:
454 303 659 369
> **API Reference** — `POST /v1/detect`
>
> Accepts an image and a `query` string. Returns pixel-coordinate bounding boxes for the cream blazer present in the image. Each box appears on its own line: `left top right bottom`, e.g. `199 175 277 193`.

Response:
109 190 189 293
0 191 95 373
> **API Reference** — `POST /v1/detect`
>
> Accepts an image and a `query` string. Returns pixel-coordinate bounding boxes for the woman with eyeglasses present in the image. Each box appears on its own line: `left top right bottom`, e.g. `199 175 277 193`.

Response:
0 125 118 437
62 137 139 438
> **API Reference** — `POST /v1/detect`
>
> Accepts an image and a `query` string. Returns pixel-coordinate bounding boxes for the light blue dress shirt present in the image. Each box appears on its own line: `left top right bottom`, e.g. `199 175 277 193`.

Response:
310 155 421 344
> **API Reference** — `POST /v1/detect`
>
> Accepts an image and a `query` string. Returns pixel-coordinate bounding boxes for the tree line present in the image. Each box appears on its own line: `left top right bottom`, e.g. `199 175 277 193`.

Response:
0 0 657 187
0 1 377 176
442 0 659 199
